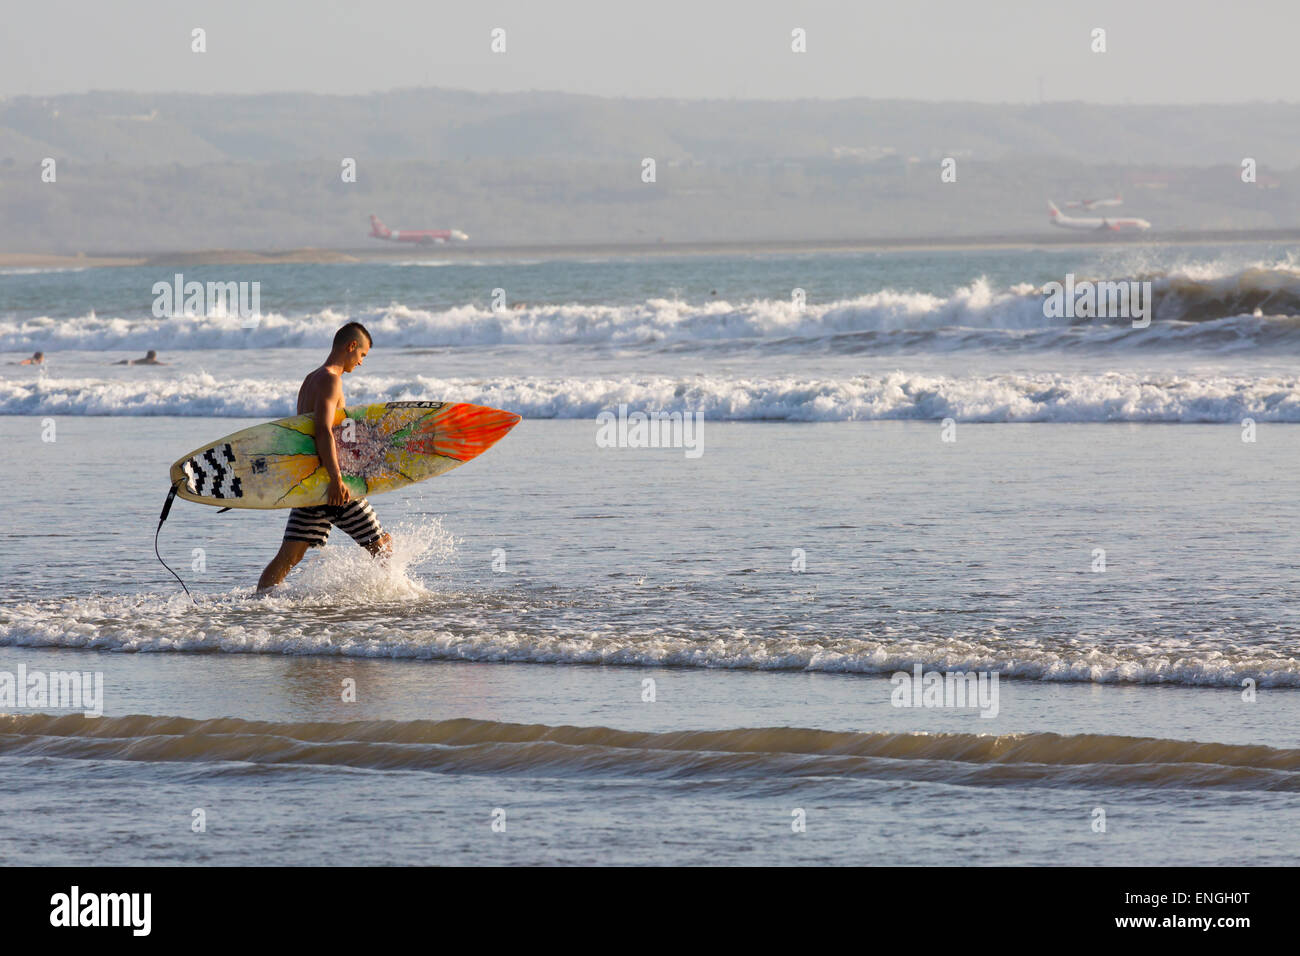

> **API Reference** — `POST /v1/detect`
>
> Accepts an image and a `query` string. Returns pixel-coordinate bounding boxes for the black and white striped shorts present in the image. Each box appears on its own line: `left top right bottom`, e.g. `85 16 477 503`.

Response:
283 498 385 549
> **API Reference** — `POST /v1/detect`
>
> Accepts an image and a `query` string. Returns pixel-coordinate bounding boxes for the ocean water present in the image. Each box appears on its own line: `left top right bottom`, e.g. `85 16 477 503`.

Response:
1 242 1299 865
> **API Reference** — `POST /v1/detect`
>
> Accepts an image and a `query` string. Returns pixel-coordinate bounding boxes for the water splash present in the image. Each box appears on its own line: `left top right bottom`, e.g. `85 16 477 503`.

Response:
261 516 458 605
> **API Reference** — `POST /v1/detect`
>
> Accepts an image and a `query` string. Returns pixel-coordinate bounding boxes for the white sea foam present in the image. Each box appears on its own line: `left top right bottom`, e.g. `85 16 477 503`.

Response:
3 369 1299 422
0 267 88 276
4 266 1300 352
261 516 458 605
0 592 1295 688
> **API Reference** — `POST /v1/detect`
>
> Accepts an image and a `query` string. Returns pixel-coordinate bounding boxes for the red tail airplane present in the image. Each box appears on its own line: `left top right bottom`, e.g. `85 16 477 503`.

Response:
369 215 468 244
1047 200 1150 232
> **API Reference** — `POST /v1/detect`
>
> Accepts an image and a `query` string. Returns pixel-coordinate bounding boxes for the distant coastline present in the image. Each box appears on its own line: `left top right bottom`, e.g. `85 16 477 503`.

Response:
3 227 1300 270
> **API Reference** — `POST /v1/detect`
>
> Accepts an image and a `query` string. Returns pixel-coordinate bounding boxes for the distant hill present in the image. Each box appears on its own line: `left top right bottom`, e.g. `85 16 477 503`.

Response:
0 89 1294 251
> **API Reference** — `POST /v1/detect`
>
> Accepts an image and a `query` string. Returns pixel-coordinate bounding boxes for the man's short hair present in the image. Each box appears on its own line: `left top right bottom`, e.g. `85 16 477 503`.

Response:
333 322 373 350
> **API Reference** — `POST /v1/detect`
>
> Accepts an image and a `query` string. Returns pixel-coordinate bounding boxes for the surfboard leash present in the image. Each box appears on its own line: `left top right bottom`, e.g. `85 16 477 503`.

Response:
155 482 198 605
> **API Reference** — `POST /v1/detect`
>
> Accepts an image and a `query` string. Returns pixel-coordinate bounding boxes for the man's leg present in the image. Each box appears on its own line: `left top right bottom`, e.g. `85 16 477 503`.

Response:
258 506 331 591
364 531 393 557
257 539 311 592
331 498 391 557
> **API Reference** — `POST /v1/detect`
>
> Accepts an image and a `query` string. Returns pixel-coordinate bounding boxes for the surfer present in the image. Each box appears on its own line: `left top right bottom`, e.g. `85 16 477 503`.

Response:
115 349 165 366
257 322 393 591
17 351 44 365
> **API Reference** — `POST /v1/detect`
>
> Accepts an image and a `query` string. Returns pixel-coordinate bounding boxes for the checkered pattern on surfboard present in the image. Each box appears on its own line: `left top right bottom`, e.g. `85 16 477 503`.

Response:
180 443 244 499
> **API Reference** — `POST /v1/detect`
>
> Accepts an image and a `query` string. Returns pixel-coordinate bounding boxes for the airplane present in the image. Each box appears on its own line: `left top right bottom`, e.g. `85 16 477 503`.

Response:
1064 195 1123 210
1047 200 1150 232
368 215 468 244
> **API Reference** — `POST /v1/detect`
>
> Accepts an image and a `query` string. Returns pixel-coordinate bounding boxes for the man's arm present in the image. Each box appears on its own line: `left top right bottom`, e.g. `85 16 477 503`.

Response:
313 374 350 506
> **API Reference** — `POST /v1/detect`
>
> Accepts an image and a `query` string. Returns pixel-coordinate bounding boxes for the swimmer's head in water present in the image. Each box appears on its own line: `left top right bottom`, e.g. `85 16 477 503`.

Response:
145 350 157 360
331 321 372 372
33 352 43 361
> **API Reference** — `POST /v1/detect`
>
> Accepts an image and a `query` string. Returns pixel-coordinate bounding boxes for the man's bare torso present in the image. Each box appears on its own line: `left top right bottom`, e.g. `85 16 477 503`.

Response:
297 366 343 416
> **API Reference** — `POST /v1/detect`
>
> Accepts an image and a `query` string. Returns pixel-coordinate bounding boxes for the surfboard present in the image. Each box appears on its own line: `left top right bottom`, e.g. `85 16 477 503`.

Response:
169 401 522 509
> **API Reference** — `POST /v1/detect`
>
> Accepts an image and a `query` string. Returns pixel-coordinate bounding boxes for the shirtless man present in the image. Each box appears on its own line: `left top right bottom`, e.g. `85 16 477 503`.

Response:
257 322 392 591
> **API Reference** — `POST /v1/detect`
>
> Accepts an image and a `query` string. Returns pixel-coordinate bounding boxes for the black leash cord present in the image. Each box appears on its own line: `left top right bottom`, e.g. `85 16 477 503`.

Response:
155 483 198 604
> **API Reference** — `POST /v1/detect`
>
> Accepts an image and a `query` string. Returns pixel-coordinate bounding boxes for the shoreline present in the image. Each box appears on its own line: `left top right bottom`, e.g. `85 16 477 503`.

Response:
4 227 1300 269
2 645 1292 748
4 645 1294 867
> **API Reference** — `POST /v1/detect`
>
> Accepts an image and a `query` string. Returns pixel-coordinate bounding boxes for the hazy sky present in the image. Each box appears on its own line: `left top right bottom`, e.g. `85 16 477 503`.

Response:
2 0 1295 103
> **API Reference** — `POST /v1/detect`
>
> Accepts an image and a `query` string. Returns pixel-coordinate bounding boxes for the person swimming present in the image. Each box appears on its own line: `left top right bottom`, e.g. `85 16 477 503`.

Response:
17 351 44 365
114 349 165 365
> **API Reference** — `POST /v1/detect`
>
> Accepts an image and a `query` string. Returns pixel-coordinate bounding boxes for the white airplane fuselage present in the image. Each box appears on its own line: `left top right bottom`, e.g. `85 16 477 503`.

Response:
1048 201 1150 232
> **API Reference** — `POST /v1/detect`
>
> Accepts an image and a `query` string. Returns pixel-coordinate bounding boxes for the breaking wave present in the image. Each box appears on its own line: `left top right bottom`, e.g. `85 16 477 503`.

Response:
4 266 1300 354
2 713 1298 790
4 369 1300 421
2 586 1298 688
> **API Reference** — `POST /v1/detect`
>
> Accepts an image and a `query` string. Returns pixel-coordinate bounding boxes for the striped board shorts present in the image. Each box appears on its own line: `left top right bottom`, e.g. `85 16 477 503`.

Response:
283 498 385 549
